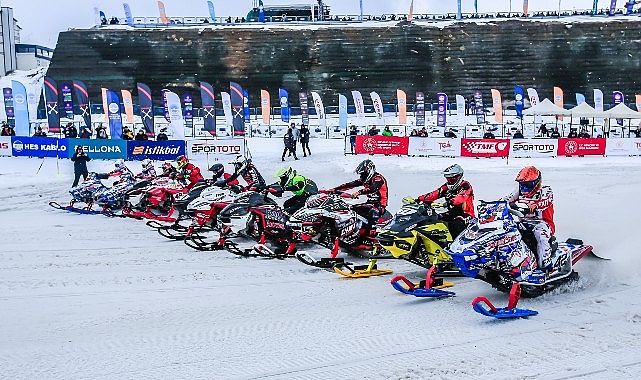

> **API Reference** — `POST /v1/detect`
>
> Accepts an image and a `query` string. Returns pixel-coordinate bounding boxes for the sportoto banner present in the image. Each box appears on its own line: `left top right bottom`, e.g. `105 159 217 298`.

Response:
0 136 12 156
605 138 641 156
509 139 558 158
557 138 606 156
461 138 510 158
354 135 408 155
408 137 460 157
187 139 245 158
127 140 185 161
11 137 67 158
66 138 127 159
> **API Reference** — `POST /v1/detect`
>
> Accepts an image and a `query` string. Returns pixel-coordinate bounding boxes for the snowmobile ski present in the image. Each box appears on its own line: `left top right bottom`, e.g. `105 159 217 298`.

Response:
333 259 393 278
295 252 349 269
390 266 455 298
471 283 538 319
49 201 119 217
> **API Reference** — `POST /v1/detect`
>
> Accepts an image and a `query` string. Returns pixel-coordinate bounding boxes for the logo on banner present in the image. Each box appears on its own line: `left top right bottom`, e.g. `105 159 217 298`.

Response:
191 143 243 154
13 140 25 152
362 138 378 152
439 141 453 150
0 142 8 149
280 97 288 107
132 145 181 155
565 140 578 154
108 102 119 113
512 142 555 153
462 141 508 154
14 94 25 104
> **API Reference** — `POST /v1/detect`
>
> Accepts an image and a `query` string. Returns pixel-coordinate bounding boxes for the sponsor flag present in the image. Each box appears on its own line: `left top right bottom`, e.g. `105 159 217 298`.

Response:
339 94 348 130
259 0 265 22
61 83 74 120
437 93 448 127
397 89 407 124
526 87 540 125
101 87 109 122
456 94 465 116
279 88 290 123
207 1 216 22
514 86 525 119
474 90 485 124
352 90 365 126
523 0 529 17
221 92 233 128
3 88 15 129
260 89 270 125
121 90 134 123
594 89 604 124
409 0 414 21
73 80 91 128
183 93 194 130
200 82 216 136
635 94 641 112
593 0 599 15
609 0 618 16
311 92 326 128
576 93 586 105
457 0 462 19
299 92 309 126
243 90 250 123
98 10 107 25
137 82 154 136
230 82 245 135
123 3 134 26
11 81 29 136
158 1 170 24
106 90 123 139
161 89 171 122
165 91 184 139
27 86 41 123
554 86 564 121
491 89 502 124
44 77 60 133
416 92 425 126
613 90 624 125
370 92 385 126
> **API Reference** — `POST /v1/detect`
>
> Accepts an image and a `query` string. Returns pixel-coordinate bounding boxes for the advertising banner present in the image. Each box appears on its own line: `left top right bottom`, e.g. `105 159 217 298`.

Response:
187 139 245 158
408 137 461 157
199 82 215 135
557 138 606 156
11 137 66 158
473 90 485 124
436 93 448 127
339 94 348 130
605 138 641 156
66 138 127 159
354 135 409 155
509 139 558 158
260 90 271 125
137 82 155 136
3 87 15 128
73 80 92 128
352 90 365 126
370 91 385 126
461 138 510 158
279 88 290 123
127 140 185 161
514 86 525 119
106 90 123 139
61 83 74 120
299 92 309 126
0 136 12 156
311 91 326 128
415 92 425 126
397 89 407 124
183 93 193 130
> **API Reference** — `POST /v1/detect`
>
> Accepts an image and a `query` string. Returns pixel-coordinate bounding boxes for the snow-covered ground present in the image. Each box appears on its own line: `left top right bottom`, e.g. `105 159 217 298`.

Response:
2 138 641 379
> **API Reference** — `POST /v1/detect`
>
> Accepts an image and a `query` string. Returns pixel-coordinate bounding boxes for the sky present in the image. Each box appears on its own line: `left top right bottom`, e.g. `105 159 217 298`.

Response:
2 1 611 48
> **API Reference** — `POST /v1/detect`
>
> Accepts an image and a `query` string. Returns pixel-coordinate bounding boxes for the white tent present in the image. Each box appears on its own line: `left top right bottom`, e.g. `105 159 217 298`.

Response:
603 103 641 119
522 98 571 116
568 102 605 118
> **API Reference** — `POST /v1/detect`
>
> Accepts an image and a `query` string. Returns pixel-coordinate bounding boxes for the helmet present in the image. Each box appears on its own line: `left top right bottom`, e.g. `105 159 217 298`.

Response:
275 166 295 187
141 159 153 170
176 155 189 169
229 155 248 172
114 159 125 168
355 159 375 182
516 166 542 197
442 164 464 190
162 161 173 170
208 163 225 179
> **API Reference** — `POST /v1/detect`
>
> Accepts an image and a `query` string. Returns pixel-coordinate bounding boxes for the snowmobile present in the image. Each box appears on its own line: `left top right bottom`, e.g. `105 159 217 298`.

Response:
211 184 294 257
180 187 238 248
49 172 113 216
447 200 595 298
375 198 459 274
288 192 393 267
121 177 186 222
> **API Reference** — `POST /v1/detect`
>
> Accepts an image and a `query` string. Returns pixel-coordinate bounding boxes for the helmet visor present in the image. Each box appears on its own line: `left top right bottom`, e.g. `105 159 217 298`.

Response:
519 179 539 194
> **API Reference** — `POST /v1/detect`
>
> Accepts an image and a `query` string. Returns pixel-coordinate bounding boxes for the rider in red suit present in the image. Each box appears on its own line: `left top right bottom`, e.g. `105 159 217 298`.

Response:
175 155 203 190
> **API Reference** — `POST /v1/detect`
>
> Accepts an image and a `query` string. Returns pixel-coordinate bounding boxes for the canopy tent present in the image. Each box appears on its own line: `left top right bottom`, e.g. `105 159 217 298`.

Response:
522 98 571 116
567 102 605 118
603 103 641 119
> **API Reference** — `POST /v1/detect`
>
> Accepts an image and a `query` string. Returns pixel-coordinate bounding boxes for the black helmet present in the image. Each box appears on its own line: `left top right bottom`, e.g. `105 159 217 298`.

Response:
355 159 375 182
208 163 225 179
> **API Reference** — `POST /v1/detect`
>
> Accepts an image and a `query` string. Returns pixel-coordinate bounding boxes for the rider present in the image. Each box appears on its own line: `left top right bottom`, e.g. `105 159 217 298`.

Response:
136 159 157 180
216 155 266 191
274 167 319 215
158 161 178 178
500 166 557 272
329 159 388 232
207 163 241 193
175 155 204 191
109 159 136 183
416 164 475 238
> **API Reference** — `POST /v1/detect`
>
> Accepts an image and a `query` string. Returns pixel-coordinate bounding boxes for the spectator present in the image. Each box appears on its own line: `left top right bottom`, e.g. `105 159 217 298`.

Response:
134 129 148 141
567 128 578 138
603 118 611 138
122 126 134 140
633 125 641 138
550 127 561 139
32 126 47 137
349 125 358 154
79 127 91 139
444 128 457 138
578 128 591 138
156 129 169 141
417 127 428 137
289 122 300 157
96 124 108 139
512 130 524 139
367 125 379 136
382 126 393 136
483 130 496 139
64 123 78 138
282 127 298 161
70 145 91 187
299 123 311 157
409 128 418 136
109 17 120 25
538 123 549 137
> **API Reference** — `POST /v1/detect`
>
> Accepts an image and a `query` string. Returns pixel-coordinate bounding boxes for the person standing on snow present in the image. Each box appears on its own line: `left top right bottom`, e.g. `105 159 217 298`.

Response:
415 164 475 238
299 124 311 157
500 166 558 273
282 127 299 161
70 145 91 187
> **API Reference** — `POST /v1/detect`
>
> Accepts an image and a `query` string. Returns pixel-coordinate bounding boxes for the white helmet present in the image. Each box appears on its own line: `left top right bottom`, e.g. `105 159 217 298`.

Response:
114 159 125 168
141 158 153 170
442 164 464 190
